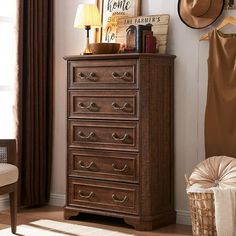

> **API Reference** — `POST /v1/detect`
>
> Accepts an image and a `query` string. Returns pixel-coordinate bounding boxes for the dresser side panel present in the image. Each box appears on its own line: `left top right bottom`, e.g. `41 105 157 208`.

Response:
149 58 175 217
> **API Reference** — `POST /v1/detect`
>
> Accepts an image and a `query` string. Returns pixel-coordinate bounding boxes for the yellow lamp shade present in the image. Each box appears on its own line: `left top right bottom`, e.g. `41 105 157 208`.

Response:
74 4 101 28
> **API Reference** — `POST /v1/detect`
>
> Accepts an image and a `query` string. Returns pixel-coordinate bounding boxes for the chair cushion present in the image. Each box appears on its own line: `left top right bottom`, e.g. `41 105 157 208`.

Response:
0 163 18 187
189 156 236 189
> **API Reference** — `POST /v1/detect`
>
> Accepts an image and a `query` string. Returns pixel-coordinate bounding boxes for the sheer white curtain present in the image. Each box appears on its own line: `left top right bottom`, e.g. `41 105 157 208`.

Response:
0 0 17 138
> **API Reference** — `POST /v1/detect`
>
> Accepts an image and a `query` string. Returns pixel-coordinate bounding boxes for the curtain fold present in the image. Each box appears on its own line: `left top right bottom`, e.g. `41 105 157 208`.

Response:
17 0 54 207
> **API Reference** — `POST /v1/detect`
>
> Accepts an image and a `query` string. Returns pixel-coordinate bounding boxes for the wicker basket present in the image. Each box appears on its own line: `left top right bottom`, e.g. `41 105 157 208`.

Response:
187 190 217 236
186 156 236 236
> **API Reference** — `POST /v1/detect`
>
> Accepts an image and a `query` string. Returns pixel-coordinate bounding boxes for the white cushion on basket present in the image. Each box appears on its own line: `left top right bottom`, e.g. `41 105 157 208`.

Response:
0 163 18 187
189 156 236 189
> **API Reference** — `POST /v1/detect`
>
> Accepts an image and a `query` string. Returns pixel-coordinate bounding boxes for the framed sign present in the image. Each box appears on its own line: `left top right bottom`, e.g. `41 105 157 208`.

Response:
96 0 141 43
116 14 170 54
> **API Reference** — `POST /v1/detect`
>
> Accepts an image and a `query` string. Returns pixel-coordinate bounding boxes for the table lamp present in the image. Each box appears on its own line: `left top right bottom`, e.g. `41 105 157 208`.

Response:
74 4 101 55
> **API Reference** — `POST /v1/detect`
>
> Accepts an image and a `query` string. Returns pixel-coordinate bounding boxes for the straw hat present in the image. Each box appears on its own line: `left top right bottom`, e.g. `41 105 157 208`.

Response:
178 0 224 29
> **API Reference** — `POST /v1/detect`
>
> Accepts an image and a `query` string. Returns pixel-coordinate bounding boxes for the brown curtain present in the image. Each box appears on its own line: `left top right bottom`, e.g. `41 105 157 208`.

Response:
17 0 54 207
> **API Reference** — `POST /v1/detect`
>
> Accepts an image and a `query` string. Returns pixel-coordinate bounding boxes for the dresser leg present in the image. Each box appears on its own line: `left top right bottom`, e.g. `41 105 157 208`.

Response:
64 208 79 220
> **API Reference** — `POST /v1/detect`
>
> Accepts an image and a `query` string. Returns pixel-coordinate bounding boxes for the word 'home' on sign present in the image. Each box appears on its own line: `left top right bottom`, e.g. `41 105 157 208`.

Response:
107 0 131 12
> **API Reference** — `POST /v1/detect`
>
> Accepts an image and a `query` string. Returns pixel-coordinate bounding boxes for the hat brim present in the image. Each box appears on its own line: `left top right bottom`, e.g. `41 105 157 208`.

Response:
178 0 224 29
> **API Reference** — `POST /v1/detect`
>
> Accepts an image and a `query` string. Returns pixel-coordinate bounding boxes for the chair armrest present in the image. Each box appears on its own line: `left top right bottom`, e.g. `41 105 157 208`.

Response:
0 139 16 165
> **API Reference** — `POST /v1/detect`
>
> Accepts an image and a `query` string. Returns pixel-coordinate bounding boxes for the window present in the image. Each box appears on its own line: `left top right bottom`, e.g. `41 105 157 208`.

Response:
0 0 17 138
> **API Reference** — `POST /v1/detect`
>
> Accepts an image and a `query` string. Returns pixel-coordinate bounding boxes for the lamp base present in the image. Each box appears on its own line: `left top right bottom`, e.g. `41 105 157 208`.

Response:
83 25 93 55
83 46 92 55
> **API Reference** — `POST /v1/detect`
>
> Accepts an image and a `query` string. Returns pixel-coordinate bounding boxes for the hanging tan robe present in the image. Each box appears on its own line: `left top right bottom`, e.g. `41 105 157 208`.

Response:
205 29 236 158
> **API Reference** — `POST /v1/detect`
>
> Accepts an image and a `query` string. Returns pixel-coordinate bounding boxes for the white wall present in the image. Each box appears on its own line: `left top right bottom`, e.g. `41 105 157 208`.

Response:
52 0 236 224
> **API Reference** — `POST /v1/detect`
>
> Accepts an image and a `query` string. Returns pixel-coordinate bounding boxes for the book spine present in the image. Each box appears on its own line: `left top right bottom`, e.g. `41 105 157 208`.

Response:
136 30 143 53
145 34 151 53
152 36 157 53
142 32 147 53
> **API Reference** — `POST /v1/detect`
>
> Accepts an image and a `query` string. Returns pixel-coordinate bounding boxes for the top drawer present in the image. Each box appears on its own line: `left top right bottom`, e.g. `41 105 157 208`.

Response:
68 59 138 89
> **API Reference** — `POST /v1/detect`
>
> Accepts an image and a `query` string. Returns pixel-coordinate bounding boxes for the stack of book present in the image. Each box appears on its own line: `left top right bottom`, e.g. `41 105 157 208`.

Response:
124 24 158 53
136 25 158 53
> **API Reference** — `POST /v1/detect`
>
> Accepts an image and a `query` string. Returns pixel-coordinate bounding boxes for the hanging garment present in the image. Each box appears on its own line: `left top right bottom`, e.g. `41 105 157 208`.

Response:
205 29 236 158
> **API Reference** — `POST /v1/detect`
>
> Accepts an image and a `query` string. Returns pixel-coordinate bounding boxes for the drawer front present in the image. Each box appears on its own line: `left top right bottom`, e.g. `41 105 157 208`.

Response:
68 60 138 89
69 90 138 120
68 178 139 215
68 149 139 183
68 120 139 151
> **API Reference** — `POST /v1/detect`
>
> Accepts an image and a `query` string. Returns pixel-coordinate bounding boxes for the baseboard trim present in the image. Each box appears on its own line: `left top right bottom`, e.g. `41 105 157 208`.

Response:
176 209 191 225
49 193 65 207
0 195 9 211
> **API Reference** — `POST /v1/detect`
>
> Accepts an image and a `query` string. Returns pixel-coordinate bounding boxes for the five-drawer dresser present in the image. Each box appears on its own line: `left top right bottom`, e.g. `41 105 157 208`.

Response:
64 53 176 230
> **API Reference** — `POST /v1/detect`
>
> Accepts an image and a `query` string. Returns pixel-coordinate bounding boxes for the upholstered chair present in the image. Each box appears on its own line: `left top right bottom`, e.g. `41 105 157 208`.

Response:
0 139 18 234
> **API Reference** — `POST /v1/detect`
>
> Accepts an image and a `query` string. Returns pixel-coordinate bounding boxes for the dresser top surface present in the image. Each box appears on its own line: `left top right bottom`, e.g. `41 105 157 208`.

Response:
64 53 176 61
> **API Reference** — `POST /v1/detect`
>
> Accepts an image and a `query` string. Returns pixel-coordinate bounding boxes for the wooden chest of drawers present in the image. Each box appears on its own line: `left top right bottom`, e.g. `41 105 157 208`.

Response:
64 53 176 230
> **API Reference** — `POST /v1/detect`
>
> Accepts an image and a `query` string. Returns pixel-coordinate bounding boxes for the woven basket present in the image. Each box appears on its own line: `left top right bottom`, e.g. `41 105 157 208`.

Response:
187 190 217 236
186 156 236 236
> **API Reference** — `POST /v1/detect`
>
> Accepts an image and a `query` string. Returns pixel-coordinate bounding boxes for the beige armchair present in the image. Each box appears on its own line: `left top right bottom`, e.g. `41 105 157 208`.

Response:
0 139 18 234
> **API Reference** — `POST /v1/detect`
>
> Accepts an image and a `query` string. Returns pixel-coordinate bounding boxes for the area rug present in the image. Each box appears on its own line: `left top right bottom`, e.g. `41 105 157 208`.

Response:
0 219 135 236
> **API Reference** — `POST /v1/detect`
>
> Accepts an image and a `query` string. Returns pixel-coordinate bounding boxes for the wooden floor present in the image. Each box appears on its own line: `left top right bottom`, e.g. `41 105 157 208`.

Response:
0 206 192 236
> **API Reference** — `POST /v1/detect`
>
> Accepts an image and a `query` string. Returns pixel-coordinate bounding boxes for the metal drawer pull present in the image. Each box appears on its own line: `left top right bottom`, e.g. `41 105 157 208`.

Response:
112 72 131 80
78 72 97 81
78 131 95 139
78 102 97 110
112 133 130 142
79 161 95 169
112 194 128 203
111 102 131 111
112 163 128 172
79 190 94 199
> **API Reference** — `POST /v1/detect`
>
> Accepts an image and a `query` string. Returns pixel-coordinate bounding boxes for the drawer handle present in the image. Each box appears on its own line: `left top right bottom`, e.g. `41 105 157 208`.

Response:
112 194 128 203
111 102 132 112
112 163 128 172
78 102 98 111
112 133 130 142
78 131 95 139
78 72 97 81
79 190 94 199
112 72 131 80
79 161 95 170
